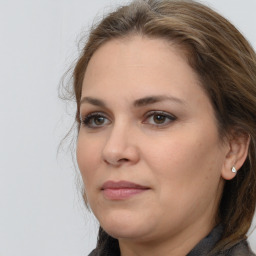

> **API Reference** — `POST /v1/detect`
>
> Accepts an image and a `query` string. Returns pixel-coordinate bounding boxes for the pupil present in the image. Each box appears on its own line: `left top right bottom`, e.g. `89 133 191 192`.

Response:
95 117 104 125
154 115 165 124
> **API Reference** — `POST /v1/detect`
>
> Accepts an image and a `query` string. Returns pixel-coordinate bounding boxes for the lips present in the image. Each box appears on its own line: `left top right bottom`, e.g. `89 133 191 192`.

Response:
101 180 149 200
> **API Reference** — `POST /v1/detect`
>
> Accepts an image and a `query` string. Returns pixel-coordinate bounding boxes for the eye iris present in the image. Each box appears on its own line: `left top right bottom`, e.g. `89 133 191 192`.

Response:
153 114 166 124
94 116 105 125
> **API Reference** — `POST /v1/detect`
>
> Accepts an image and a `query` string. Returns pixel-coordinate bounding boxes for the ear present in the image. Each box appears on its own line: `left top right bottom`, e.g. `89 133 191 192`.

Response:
221 131 250 180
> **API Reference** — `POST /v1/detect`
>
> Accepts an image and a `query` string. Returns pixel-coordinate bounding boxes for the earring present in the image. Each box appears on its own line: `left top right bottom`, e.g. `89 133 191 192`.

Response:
231 166 237 173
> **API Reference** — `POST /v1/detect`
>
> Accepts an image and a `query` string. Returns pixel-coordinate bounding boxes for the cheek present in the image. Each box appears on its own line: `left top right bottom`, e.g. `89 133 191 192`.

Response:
143 132 225 219
143 127 224 189
76 134 102 188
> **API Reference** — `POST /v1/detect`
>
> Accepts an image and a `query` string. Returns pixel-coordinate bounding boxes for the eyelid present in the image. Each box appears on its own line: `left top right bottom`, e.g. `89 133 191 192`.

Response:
144 110 176 119
80 110 109 121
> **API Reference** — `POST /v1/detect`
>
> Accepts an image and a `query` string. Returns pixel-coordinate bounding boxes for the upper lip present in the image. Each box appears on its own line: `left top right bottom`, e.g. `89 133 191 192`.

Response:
101 180 149 190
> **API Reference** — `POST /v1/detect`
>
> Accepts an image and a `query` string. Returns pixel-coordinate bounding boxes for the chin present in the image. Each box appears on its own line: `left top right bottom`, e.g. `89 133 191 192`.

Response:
97 209 155 240
104 226 139 240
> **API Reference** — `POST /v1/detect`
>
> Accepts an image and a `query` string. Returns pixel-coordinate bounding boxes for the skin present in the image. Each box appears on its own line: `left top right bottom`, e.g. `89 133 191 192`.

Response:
77 36 246 255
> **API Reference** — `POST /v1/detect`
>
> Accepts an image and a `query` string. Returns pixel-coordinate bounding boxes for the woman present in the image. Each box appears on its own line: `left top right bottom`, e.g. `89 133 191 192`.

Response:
69 0 256 255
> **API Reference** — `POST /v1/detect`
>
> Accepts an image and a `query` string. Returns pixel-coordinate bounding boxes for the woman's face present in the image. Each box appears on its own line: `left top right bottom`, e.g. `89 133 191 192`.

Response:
77 36 229 246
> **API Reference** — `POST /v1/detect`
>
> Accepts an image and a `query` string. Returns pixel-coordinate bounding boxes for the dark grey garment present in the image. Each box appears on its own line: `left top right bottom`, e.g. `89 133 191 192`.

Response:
88 225 255 256
188 225 255 256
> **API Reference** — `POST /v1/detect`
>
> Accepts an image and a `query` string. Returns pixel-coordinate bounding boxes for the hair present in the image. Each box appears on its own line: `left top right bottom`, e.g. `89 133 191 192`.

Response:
68 0 256 253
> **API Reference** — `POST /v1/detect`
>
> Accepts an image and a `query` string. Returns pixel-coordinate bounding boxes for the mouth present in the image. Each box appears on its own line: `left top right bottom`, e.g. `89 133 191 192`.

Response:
101 180 150 200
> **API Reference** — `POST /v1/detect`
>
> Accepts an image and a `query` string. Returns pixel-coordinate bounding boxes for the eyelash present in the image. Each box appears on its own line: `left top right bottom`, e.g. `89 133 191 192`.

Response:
81 111 176 129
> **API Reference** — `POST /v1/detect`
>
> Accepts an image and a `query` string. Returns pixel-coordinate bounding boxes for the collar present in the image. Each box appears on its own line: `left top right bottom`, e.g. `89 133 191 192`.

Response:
187 225 223 256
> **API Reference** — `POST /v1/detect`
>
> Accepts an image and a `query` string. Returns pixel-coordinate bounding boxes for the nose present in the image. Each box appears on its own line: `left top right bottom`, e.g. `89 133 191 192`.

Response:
102 123 140 167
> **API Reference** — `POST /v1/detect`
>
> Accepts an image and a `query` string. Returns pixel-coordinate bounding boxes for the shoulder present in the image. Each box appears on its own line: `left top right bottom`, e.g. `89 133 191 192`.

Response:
88 248 120 256
88 249 105 256
88 249 97 256
216 240 256 256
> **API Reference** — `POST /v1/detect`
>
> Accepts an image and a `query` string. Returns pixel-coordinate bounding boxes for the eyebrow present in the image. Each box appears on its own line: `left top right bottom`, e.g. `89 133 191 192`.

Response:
80 95 184 108
80 97 106 107
133 95 184 107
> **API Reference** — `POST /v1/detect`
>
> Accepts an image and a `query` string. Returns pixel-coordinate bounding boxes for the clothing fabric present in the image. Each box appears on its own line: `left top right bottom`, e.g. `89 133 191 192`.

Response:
88 225 256 256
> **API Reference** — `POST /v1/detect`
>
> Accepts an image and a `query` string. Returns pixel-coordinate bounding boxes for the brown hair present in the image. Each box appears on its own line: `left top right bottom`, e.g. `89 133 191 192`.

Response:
70 0 256 253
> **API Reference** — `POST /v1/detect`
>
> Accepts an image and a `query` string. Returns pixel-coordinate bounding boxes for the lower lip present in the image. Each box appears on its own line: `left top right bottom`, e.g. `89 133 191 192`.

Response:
102 188 148 200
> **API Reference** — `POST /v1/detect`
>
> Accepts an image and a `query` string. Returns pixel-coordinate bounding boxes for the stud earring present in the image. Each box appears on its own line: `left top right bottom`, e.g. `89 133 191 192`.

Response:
231 166 237 173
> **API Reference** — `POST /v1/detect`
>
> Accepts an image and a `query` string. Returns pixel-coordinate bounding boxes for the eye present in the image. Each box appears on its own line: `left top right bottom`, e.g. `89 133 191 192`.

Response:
143 111 176 126
81 112 111 128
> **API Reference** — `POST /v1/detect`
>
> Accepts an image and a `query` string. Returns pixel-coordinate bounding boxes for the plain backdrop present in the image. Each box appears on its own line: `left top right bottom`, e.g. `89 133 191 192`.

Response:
0 0 255 255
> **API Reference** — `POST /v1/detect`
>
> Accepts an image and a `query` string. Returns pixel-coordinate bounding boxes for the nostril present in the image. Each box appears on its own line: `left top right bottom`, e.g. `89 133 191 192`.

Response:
104 158 129 166
102 144 139 166
119 158 129 162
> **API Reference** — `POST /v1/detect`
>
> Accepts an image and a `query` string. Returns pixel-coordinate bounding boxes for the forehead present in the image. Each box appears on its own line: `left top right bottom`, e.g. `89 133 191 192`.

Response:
82 36 202 99
85 36 188 72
